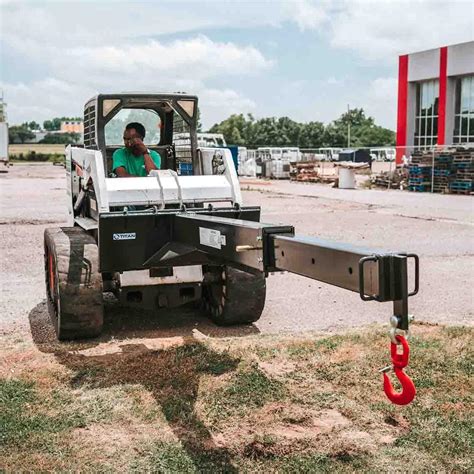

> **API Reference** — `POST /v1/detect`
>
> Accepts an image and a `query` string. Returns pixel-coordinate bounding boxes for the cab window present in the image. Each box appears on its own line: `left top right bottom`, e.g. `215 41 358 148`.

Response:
105 109 161 146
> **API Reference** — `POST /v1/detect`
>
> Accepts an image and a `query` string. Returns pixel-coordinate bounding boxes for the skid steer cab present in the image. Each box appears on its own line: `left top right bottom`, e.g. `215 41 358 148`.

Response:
44 93 419 349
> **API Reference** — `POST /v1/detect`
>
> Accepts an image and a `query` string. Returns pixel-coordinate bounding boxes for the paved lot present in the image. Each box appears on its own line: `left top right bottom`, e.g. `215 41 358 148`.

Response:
1 164 472 340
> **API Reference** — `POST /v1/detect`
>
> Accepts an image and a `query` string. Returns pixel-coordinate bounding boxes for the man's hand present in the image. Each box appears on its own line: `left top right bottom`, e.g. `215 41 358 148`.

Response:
130 137 148 156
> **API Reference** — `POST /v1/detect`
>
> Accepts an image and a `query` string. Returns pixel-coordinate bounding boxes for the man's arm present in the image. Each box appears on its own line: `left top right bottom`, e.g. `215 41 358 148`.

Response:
115 166 135 177
143 151 158 174
130 138 157 174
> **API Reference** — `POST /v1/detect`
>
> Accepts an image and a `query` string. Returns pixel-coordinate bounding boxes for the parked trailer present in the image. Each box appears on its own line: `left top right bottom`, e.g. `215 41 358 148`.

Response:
0 122 9 172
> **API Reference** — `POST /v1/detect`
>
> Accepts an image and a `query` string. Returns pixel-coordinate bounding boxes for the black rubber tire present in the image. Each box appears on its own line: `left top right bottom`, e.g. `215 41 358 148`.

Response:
203 266 266 325
44 227 103 340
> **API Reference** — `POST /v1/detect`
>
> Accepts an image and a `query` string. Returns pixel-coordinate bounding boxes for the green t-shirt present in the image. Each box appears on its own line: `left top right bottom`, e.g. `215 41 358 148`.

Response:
112 148 161 177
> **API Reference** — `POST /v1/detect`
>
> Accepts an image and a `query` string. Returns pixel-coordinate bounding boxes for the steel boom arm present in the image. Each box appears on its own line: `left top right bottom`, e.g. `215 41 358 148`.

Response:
170 213 419 332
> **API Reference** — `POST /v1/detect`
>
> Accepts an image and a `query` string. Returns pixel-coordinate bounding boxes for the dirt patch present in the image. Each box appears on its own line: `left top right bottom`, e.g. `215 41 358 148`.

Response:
70 421 175 461
268 409 351 439
330 343 369 363
76 337 187 357
0 219 63 226
258 360 296 377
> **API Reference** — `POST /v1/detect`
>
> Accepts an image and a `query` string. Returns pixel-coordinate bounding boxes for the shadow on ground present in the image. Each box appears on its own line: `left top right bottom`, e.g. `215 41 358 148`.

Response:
28 299 260 471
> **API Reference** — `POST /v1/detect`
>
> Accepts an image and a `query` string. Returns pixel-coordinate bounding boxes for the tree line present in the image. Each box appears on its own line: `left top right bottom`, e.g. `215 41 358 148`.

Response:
9 108 395 149
8 117 82 144
208 108 395 149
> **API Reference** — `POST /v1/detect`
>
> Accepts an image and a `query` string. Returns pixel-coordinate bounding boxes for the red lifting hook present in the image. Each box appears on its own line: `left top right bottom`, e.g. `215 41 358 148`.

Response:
382 335 416 406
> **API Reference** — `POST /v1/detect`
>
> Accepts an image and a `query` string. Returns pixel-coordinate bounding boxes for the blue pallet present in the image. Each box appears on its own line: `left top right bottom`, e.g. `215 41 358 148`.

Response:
450 182 472 189
409 185 429 192
178 163 193 176
453 162 473 169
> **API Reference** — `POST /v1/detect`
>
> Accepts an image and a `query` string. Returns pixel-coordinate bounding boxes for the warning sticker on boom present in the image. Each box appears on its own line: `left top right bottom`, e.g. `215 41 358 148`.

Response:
199 227 226 250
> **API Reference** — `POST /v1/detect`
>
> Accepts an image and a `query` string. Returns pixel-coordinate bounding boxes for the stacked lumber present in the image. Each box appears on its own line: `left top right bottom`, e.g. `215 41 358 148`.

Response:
291 161 337 183
371 168 408 189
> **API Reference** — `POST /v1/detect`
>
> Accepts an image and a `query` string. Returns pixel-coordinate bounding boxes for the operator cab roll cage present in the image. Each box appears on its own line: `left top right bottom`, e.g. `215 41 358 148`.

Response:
83 93 201 175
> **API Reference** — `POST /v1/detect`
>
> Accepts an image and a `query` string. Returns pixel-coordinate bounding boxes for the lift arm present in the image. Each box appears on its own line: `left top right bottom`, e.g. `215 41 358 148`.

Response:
170 213 419 332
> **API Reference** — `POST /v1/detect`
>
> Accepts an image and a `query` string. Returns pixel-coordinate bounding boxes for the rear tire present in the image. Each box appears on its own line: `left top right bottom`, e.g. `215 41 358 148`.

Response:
202 265 266 325
44 227 103 340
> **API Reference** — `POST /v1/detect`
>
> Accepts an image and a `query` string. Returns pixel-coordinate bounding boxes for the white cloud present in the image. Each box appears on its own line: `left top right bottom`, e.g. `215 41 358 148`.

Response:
63 36 272 81
365 77 398 128
2 0 473 130
1 26 272 126
328 0 474 60
199 88 256 126
0 78 95 124
0 76 256 128
285 0 330 30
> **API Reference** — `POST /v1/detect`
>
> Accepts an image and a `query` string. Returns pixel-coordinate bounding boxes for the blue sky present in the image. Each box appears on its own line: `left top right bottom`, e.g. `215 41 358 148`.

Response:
1 0 473 129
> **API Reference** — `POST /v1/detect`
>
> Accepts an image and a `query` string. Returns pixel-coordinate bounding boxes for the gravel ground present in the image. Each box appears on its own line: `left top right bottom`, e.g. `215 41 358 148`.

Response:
1 164 472 340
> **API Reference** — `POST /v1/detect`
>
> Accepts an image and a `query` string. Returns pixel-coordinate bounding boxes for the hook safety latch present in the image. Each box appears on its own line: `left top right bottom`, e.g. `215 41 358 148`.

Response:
381 335 416 405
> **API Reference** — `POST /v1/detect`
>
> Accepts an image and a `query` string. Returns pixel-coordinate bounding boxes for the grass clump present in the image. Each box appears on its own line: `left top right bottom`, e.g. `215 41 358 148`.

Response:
287 335 343 358
0 378 86 448
204 363 287 425
132 442 196 473
225 364 286 408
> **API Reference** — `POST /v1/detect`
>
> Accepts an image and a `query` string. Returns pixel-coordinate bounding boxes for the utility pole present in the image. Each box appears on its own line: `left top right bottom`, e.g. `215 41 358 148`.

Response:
347 104 351 148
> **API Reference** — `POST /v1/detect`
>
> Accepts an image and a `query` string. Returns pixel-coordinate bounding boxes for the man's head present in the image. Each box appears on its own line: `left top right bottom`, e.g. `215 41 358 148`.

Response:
123 122 146 151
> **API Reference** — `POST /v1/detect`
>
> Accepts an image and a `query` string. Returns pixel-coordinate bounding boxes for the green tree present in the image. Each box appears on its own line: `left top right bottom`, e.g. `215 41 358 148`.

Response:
43 117 82 131
299 121 325 148
39 132 80 144
8 125 35 144
208 108 393 149
209 113 252 146
22 121 40 131
323 108 395 147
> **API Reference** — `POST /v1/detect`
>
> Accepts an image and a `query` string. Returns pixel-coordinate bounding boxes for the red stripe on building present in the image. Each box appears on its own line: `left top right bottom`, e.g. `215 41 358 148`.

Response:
437 46 448 145
396 55 409 165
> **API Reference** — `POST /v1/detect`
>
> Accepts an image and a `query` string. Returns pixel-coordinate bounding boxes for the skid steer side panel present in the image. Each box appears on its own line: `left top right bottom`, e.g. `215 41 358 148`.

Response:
98 206 261 272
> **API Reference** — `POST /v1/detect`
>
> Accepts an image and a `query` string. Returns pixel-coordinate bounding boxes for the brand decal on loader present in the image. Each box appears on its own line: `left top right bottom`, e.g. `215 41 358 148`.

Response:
113 232 136 241
199 227 226 249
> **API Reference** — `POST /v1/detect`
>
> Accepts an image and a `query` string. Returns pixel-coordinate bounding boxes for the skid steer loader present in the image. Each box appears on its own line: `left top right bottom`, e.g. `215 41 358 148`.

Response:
44 93 419 342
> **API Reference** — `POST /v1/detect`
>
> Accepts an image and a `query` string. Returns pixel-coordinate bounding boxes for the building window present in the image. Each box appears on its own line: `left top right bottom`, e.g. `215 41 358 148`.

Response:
414 80 439 149
453 75 474 144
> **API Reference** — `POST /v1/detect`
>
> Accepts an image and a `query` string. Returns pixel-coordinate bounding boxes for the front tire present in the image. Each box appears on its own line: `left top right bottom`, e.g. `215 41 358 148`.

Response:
44 227 103 340
202 265 266 325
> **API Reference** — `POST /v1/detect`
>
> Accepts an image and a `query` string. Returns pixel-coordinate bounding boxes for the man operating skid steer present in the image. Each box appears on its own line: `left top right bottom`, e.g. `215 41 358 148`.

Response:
112 122 161 177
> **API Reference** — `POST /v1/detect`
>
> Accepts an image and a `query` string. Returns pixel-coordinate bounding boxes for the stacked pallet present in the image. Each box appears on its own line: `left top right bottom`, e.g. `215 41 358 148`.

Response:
450 153 473 195
408 148 473 194
409 152 433 192
432 153 452 193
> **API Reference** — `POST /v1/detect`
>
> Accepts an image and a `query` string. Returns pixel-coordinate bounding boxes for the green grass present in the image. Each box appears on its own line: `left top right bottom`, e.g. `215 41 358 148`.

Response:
286 335 344 358
0 379 86 448
1 325 473 472
132 441 238 473
204 363 287 426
